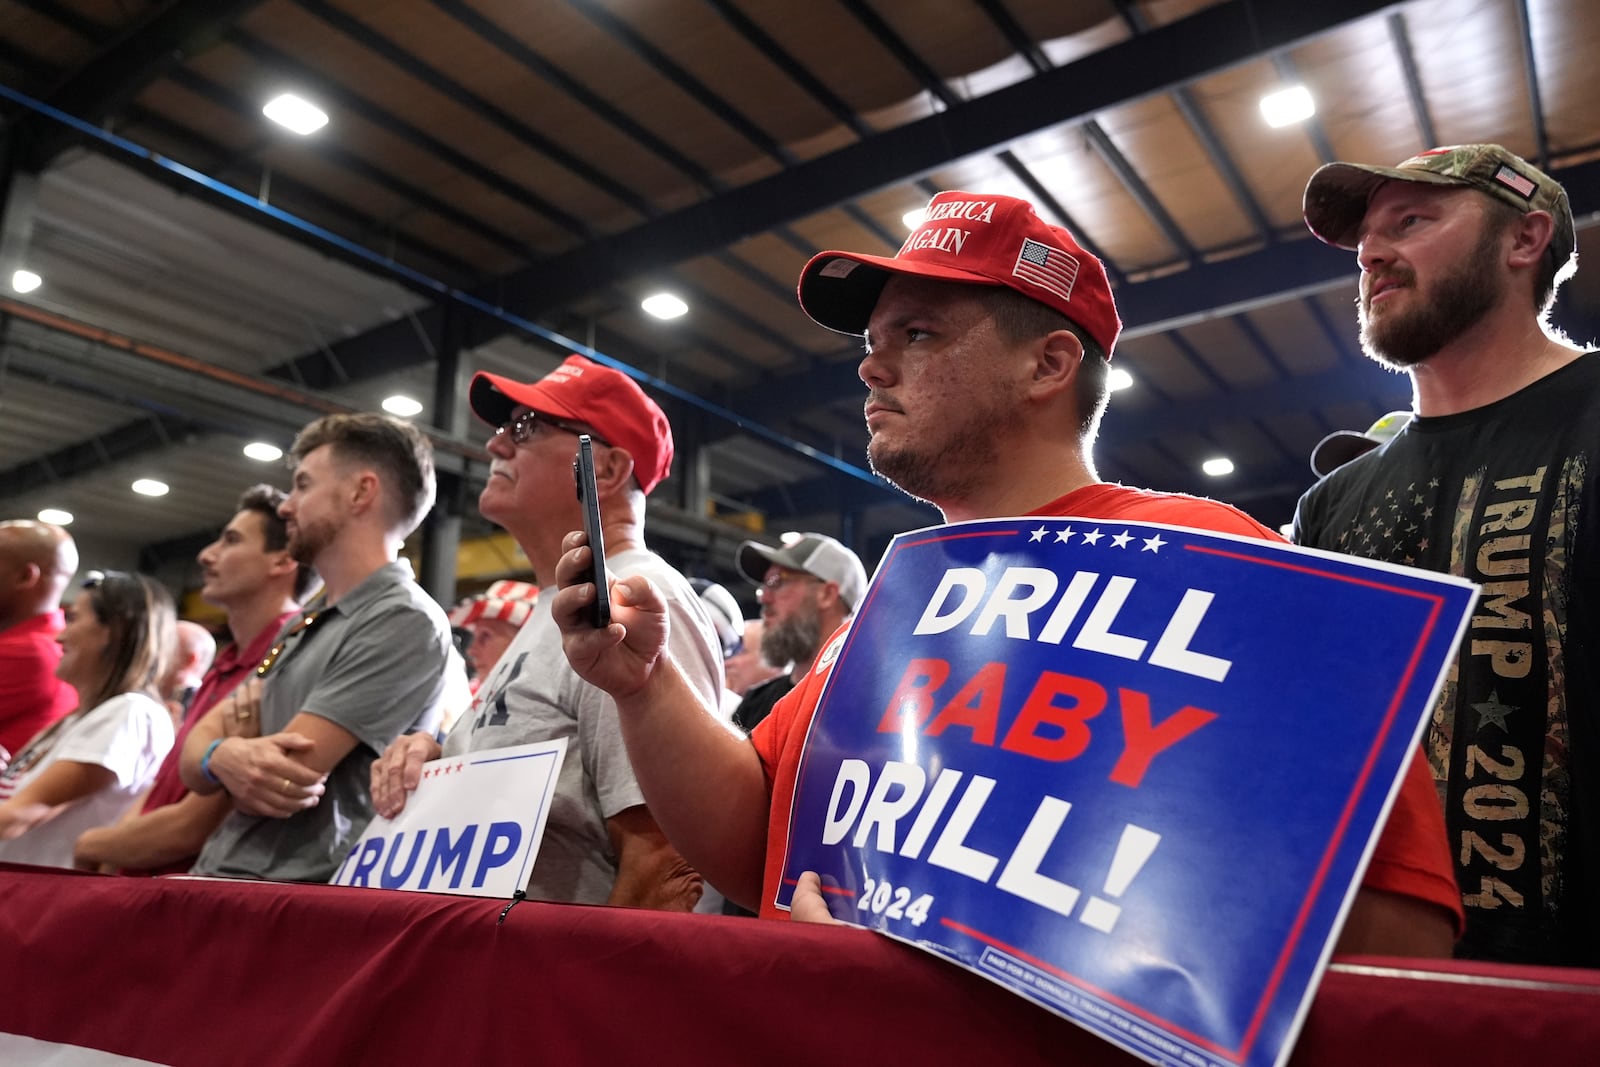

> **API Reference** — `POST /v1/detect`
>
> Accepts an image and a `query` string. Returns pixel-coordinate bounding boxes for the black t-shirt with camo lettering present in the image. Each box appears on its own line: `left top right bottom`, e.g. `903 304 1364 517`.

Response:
1294 352 1600 967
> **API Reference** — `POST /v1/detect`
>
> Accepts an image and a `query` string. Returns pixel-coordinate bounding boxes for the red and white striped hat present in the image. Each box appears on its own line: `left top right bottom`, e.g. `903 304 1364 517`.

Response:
448 580 541 629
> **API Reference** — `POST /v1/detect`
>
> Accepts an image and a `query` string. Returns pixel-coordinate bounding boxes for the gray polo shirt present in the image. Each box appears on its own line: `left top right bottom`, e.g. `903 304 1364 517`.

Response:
192 560 453 882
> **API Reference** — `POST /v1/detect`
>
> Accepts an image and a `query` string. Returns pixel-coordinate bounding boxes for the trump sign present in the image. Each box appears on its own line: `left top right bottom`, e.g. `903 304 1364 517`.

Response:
331 739 566 898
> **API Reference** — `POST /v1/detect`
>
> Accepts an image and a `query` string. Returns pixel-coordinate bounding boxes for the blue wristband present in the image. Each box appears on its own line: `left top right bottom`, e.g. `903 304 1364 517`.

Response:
200 737 225 785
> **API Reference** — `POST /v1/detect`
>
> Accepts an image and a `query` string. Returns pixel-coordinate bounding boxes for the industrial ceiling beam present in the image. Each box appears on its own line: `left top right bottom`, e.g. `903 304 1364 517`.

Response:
23 0 272 167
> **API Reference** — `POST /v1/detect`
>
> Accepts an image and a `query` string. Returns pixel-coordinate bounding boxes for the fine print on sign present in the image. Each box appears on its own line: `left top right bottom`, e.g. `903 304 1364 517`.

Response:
777 517 1476 1067
330 738 566 898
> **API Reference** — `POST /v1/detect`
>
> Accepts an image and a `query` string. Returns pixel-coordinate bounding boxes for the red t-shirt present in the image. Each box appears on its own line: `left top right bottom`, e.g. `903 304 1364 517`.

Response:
125 612 297 876
0 611 77 760
750 484 1464 933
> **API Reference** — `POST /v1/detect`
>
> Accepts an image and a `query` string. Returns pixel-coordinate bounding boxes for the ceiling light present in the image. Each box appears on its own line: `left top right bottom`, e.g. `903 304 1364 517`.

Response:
1259 85 1315 128
37 508 73 525
382 395 424 417
132 478 170 497
11 269 41 293
243 442 284 462
1107 367 1134 392
902 208 927 230
263 93 329 135
1201 457 1235 478
641 293 688 320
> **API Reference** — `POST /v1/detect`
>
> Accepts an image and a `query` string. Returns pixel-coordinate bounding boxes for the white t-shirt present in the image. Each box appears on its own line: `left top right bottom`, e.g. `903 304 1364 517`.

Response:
0 691 174 869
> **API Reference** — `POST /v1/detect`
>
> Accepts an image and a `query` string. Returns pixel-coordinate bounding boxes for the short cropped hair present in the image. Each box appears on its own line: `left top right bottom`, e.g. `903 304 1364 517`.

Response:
976 287 1111 439
236 483 316 602
1480 197 1579 319
290 413 436 537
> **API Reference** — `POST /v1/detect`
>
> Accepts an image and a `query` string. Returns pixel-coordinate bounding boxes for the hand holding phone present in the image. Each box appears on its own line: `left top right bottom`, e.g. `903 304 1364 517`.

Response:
573 435 611 628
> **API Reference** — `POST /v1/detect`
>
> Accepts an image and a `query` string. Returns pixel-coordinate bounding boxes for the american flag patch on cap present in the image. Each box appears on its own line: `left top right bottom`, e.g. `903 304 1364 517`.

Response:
1493 164 1537 200
1012 238 1079 302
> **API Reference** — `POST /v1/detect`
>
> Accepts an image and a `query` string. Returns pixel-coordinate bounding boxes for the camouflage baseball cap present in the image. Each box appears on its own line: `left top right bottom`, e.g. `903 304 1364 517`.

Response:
1303 144 1574 268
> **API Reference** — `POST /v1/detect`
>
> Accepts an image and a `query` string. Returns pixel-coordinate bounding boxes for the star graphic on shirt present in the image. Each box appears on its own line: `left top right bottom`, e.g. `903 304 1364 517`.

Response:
1142 533 1167 553
1030 526 1049 542
1473 691 1517 732
1080 528 1104 546
1110 530 1134 549
1414 494 1425 506
1418 538 1430 552
1055 528 1074 543
1429 478 1440 489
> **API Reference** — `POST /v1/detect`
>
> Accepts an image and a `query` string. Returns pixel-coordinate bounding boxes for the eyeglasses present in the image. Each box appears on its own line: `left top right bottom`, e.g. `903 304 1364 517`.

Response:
495 411 610 448
256 609 325 677
757 571 822 598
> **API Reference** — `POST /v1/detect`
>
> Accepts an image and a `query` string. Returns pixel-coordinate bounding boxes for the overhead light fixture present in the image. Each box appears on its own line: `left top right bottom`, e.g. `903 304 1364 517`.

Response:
382 395 424 417
132 478 170 497
1107 368 1134 392
11 269 41 293
901 208 927 230
37 508 73 525
641 293 688 320
243 442 284 462
263 93 329 135
1259 85 1315 128
1201 457 1235 478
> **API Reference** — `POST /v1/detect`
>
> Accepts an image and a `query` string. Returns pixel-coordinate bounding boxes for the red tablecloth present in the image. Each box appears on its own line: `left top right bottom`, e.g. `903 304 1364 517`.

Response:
0 863 1593 1065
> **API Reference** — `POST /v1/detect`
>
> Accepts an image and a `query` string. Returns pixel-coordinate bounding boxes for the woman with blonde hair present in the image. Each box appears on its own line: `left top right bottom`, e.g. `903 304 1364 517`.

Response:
0 570 176 867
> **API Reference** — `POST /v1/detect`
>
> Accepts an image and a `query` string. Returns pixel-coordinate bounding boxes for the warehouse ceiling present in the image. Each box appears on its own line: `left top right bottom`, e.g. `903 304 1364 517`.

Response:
2 0 1598 594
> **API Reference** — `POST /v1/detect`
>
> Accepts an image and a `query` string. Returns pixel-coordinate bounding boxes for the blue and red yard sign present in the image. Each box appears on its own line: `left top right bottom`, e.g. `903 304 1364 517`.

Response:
775 517 1476 1067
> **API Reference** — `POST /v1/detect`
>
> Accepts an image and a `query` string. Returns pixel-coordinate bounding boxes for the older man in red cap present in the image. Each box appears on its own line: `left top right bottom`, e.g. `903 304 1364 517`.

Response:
372 355 725 912
551 192 1463 955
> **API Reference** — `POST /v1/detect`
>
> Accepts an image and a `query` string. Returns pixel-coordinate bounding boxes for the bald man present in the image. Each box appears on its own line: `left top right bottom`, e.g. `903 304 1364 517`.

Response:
161 621 218 723
0 520 80 759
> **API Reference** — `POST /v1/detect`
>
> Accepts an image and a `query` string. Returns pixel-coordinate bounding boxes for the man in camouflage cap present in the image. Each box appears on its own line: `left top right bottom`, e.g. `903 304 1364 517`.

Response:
1293 144 1600 968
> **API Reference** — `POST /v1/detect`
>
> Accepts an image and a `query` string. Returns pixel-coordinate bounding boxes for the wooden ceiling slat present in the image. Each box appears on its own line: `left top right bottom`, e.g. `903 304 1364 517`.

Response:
1009 131 1173 271
1188 58 1337 233
1115 334 1218 400
1242 303 1345 377
1172 318 1281 390
465 0 770 178
1098 94 1257 253
350 7 686 229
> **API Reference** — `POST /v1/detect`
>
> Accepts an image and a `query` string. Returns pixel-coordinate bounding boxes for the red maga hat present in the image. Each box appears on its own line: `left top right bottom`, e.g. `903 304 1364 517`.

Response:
469 355 674 496
796 191 1121 357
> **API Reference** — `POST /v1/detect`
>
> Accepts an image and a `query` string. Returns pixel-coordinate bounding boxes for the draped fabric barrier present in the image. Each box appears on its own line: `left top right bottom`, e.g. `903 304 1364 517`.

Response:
0 862 1592 1066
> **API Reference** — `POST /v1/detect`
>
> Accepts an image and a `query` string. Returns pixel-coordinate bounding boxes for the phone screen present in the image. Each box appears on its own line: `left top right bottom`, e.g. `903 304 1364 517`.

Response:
573 435 610 628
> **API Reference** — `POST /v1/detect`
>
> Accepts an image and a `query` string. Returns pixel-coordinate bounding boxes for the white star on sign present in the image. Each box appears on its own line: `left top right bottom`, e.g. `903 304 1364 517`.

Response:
1110 531 1133 548
1030 526 1049 542
1055 527 1074 543
1081 528 1104 546
1142 533 1167 553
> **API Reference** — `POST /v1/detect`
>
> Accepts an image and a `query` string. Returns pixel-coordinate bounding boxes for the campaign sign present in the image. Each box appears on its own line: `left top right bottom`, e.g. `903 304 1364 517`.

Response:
776 518 1476 1067
330 739 566 898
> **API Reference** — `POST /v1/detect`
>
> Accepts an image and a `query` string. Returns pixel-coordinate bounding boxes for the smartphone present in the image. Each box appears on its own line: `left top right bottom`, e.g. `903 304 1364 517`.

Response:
573 435 610 628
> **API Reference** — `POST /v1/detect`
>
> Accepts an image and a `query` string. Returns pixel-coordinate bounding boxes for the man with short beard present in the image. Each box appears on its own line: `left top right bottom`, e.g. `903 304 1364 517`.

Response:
74 484 309 876
1294 144 1599 967
180 414 460 883
729 533 866 735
